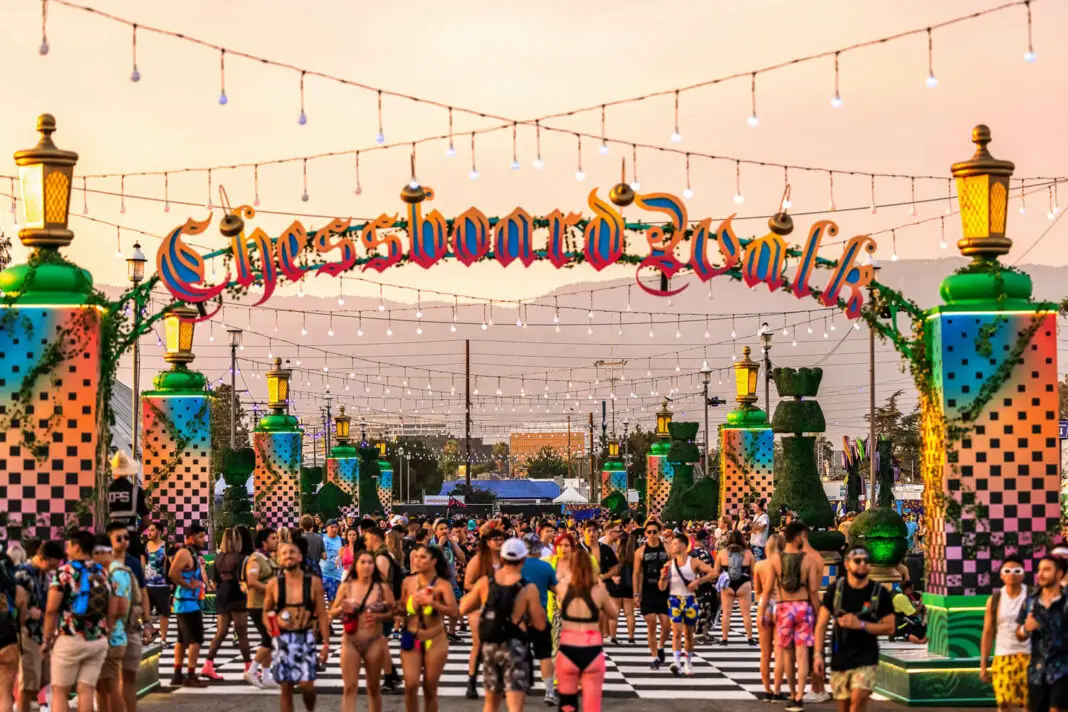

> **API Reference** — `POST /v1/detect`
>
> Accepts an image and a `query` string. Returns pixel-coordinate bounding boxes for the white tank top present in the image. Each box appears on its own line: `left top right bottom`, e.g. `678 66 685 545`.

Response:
669 557 695 597
994 585 1030 657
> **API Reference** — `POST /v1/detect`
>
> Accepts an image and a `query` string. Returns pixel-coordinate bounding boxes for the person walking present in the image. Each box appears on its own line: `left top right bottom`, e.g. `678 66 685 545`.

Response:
245 529 280 688
980 555 1029 712
321 521 344 604
461 538 545 712
463 528 504 699
300 517 325 580
0 548 26 712
689 529 719 644
1014 555 1068 712
633 520 670 669
659 531 716 676
554 540 617 712
92 536 131 712
432 519 466 645
107 523 150 712
15 540 62 712
363 522 402 693
714 531 756 646
520 536 558 705
612 531 637 645
263 543 330 712
772 523 821 711
399 545 459 712
44 531 112 712
201 529 252 680
167 525 208 688
330 551 394 712
141 522 171 646
754 533 784 701
813 546 894 712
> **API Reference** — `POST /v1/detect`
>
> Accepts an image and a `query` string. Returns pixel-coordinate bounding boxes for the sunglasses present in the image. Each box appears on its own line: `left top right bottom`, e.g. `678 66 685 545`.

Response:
850 557 871 565
113 536 129 542
645 529 659 535
1001 567 1025 575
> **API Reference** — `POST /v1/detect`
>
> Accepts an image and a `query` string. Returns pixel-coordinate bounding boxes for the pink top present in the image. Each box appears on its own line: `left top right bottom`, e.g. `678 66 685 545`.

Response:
341 547 355 571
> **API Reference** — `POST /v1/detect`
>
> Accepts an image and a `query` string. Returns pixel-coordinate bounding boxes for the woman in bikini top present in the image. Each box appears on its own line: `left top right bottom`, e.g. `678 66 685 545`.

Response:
399 544 459 712
330 551 394 712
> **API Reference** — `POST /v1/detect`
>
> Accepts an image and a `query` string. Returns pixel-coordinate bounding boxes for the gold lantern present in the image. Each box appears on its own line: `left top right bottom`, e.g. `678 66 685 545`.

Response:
733 345 760 407
334 405 352 444
608 440 620 458
266 357 292 414
377 442 387 458
14 114 78 249
951 125 1015 260
163 305 198 366
655 398 673 439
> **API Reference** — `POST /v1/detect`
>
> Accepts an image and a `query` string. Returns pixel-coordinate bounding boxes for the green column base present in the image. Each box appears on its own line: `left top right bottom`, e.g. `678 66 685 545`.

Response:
136 642 162 697
877 649 993 707
924 593 988 659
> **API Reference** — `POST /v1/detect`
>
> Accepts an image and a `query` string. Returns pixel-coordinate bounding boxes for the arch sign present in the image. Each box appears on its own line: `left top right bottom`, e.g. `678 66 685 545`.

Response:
157 186 878 318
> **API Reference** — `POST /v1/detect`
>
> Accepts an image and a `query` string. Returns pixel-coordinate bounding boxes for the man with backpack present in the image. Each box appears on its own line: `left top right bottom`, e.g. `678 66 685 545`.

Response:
262 542 330 712
167 525 209 688
773 522 822 712
362 520 402 692
15 540 63 712
44 530 113 712
92 535 131 712
813 545 894 712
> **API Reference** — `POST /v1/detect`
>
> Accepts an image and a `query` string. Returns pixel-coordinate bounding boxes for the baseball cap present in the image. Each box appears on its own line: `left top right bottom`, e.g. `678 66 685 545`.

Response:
501 537 529 562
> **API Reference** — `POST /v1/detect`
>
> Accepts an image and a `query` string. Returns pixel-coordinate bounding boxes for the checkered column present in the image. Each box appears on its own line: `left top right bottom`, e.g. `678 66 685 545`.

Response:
718 426 774 519
141 394 212 536
0 306 102 540
377 461 393 515
253 430 302 529
923 310 1060 597
646 448 672 521
326 456 360 519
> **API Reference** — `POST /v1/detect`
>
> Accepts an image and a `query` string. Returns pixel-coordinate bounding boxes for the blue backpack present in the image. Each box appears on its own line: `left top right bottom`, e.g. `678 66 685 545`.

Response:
69 561 110 620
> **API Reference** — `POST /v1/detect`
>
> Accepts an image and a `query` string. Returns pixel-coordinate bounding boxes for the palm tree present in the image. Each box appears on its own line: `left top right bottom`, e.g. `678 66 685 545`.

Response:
491 442 510 477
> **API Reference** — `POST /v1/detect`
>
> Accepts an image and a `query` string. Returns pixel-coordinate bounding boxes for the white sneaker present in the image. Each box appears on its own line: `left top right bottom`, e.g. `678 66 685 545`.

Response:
244 668 265 689
683 659 693 676
804 691 831 703
261 670 280 689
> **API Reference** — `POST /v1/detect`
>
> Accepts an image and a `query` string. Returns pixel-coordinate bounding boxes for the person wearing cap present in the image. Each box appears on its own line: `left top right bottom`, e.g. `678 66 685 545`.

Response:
521 535 559 705
106 451 151 560
460 538 545 712
813 546 894 712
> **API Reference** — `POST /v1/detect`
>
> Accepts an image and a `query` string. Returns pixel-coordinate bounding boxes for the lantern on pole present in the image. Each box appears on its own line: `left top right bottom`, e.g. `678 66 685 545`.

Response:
14 114 77 248
733 346 760 407
266 357 292 414
162 305 198 366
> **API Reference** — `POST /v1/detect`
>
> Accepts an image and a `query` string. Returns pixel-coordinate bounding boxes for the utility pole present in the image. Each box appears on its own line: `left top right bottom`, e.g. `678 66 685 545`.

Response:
588 413 596 502
324 394 333 462
227 329 242 449
567 414 573 479
465 339 472 487
867 256 882 508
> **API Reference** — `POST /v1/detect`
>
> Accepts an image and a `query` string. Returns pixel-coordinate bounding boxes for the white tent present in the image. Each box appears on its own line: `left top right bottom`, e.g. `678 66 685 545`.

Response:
553 486 588 504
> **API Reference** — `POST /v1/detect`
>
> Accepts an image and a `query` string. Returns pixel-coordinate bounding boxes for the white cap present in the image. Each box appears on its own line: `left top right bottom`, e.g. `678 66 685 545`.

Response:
389 515 409 527
501 537 529 562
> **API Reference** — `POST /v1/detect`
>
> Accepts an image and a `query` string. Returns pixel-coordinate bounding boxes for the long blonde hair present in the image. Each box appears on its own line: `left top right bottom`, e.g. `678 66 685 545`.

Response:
218 528 237 554
766 533 785 558
386 529 404 564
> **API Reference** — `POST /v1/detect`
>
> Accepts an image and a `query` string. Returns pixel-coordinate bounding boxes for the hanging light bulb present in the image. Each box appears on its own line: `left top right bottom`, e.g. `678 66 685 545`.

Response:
792 326 798 347
925 28 939 87
747 73 760 126
375 90 386 142
730 316 737 339
469 132 479 180
445 107 456 156
574 134 585 181
733 160 745 204
533 120 545 169
300 315 308 336
670 90 683 142
1023 0 1037 62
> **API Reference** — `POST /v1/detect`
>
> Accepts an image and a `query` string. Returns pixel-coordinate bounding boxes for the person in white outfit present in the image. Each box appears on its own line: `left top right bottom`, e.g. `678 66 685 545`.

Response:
658 531 716 676
980 555 1030 712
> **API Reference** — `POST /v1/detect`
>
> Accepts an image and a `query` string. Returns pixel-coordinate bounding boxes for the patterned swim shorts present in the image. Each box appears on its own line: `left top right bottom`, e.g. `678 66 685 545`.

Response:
830 665 877 700
991 653 1029 708
270 629 318 684
774 600 815 649
668 595 699 626
323 577 340 603
481 639 531 694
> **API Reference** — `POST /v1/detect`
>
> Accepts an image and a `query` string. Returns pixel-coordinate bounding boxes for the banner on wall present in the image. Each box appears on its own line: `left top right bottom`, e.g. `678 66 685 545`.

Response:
157 187 878 318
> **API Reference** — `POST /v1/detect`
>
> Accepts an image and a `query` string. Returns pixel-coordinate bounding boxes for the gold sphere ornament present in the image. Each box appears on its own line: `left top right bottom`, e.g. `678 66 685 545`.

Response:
219 211 244 237
768 211 793 236
609 182 635 207
400 182 426 204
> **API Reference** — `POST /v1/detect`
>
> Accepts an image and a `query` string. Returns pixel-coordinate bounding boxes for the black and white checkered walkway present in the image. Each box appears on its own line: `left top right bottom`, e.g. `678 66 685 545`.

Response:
158 608 916 700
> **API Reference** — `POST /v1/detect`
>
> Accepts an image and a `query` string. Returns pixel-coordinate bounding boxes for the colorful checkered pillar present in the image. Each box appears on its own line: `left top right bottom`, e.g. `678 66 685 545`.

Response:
326 456 360 519
646 399 673 521
0 306 102 539
719 424 774 518
922 310 1060 596
602 461 626 502
253 428 303 529
376 458 394 515
141 393 211 536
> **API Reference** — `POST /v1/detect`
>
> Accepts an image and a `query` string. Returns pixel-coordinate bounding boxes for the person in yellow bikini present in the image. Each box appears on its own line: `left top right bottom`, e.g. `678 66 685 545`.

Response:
399 544 459 712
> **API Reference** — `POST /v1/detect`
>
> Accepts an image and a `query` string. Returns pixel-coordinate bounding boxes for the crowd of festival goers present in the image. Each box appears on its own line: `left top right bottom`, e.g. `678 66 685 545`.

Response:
0 497 1061 712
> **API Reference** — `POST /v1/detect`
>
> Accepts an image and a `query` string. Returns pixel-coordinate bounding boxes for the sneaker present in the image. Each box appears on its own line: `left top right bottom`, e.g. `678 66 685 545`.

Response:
200 660 223 681
657 648 666 662
169 672 185 687
447 633 462 644
243 668 265 689
544 690 558 706
650 658 661 671
718 639 728 647
785 698 804 712
609 637 619 646
183 674 209 688
748 638 758 647
261 671 279 689
803 692 832 703
383 670 400 693
627 638 636 646
465 679 479 700
669 662 680 677
683 659 693 676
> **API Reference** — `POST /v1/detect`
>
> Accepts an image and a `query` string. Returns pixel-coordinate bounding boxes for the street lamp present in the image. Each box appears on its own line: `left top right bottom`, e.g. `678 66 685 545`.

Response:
759 321 773 413
334 405 352 444
862 250 881 509
700 365 712 477
266 357 292 413
621 418 630 489
14 114 77 249
125 242 148 458
227 328 242 448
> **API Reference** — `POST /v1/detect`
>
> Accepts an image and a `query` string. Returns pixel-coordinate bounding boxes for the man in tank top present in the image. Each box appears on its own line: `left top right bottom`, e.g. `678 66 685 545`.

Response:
633 519 670 670
658 530 715 676
772 522 820 709
980 555 1029 712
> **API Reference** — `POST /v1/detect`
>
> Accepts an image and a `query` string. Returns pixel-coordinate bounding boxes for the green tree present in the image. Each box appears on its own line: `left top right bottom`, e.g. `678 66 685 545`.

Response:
357 446 383 516
525 446 569 480
814 434 835 480
299 466 322 515
0 228 12 271
388 438 444 499
438 439 462 481
625 426 657 483
491 442 510 476
210 384 251 478
449 483 497 504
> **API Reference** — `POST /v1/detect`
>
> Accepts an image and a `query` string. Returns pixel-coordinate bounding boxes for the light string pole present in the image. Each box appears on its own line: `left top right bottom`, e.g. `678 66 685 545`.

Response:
465 339 472 487
227 328 242 447
126 242 147 458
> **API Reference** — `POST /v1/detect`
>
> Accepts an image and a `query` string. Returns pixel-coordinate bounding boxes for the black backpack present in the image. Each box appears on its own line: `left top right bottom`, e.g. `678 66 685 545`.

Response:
479 579 526 644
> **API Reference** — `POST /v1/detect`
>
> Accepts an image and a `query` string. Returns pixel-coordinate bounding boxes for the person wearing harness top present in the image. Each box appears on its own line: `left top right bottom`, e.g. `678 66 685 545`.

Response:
167 525 209 688
633 519 671 669
263 542 330 712
363 521 402 693
714 530 757 647
658 530 716 677
329 550 395 712
399 544 460 712
555 537 618 712
772 522 822 711
460 538 546 712
813 546 894 712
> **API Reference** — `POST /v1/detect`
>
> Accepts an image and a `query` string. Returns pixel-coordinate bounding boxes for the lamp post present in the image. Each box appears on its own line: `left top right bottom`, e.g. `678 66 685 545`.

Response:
126 242 146 458
226 328 242 448
622 418 630 489
700 365 712 476
398 446 405 502
759 322 773 413
862 251 882 509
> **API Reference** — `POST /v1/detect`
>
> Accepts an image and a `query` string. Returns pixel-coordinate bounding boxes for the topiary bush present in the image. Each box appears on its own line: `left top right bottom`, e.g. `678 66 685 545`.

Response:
767 436 835 529
848 507 909 566
217 447 255 534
